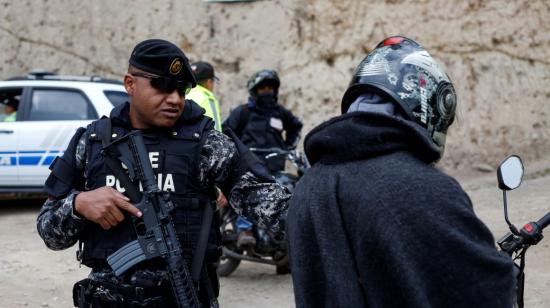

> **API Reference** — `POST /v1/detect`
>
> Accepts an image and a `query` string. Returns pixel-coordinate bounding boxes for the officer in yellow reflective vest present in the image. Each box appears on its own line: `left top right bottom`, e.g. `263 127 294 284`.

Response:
188 61 228 209
188 61 222 131
2 97 18 122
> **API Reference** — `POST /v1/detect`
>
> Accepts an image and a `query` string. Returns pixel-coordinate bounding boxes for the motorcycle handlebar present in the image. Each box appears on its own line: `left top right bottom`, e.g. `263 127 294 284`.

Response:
250 147 292 155
249 147 309 171
537 212 550 229
499 212 550 255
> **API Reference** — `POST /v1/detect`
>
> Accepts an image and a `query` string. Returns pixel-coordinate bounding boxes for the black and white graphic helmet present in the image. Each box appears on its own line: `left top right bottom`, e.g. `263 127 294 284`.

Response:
342 36 457 153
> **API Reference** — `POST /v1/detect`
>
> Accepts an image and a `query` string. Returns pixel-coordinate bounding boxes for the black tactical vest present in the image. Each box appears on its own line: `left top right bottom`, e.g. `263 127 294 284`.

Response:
80 116 219 269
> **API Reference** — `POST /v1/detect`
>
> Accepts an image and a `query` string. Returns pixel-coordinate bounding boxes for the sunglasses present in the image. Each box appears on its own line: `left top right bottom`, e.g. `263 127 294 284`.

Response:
131 73 193 96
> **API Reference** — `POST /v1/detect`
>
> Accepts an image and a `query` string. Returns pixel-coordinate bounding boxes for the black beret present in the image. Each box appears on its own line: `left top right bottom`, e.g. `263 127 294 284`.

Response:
129 39 197 86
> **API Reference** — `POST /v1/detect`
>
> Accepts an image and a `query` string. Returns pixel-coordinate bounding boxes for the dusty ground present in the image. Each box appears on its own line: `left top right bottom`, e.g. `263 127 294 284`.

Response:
1 166 549 308
0 200 294 308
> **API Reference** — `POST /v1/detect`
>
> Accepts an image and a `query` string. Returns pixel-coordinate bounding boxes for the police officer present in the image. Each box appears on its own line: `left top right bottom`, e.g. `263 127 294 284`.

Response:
287 36 516 307
37 39 290 307
2 97 18 122
187 61 223 132
187 61 228 208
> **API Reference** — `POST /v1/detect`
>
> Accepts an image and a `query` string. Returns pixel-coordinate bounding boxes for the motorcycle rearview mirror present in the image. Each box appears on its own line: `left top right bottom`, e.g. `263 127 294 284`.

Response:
497 155 524 235
497 155 524 190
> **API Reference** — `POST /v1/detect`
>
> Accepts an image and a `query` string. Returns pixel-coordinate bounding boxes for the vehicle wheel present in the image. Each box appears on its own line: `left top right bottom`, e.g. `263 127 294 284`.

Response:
217 255 241 277
275 263 291 275
275 254 291 275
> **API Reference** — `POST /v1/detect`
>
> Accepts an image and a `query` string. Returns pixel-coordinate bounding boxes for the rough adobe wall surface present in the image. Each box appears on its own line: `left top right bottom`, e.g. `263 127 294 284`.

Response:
1 0 549 173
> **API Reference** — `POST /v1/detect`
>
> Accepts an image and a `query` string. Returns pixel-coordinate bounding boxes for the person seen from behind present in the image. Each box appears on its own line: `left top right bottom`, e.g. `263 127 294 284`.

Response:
287 36 516 308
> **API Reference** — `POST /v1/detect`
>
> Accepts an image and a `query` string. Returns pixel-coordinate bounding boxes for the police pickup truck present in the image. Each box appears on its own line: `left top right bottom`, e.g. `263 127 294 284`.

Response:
0 71 128 198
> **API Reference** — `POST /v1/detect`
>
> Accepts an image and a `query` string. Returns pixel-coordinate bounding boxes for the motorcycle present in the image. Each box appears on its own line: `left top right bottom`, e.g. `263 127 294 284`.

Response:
496 155 550 308
216 147 310 277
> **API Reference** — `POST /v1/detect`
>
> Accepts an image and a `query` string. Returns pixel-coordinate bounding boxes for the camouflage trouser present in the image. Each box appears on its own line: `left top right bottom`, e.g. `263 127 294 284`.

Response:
72 265 220 308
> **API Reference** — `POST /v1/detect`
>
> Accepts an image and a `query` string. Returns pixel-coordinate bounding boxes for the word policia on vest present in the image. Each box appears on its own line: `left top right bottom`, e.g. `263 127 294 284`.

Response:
105 151 176 192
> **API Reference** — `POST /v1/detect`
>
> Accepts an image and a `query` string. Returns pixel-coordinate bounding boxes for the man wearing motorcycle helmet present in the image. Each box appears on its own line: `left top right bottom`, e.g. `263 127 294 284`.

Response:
223 69 303 173
287 36 516 307
224 69 303 247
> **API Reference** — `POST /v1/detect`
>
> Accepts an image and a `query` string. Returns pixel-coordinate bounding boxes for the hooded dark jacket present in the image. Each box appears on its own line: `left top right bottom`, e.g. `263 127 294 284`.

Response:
223 97 303 172
287 111 516 308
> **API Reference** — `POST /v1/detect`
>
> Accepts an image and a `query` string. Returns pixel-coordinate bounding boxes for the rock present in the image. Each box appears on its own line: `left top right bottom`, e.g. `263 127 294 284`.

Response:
473 163 494 173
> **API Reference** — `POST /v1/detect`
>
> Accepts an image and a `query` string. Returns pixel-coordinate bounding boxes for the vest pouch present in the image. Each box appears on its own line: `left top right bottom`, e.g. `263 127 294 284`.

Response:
169 194 220 265
169 195 207 262
84 136 111 190
81 217 136 268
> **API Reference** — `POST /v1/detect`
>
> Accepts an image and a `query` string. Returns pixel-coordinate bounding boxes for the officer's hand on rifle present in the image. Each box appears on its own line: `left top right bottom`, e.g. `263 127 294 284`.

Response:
215 187 228 208
74 186 142 230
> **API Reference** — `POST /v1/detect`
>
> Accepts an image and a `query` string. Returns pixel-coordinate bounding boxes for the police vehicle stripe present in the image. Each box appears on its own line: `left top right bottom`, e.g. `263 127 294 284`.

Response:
42 156 57 165
20 151 57 154
19 156 41 165
0 150 64 166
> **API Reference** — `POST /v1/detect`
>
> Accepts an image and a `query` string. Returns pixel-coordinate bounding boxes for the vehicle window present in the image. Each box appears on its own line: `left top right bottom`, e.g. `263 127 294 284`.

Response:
0 88 23 122
104 91 128 107
29 89 97 121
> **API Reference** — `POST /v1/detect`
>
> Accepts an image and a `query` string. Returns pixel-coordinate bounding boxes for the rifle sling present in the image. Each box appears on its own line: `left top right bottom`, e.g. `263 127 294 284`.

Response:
99 117 142 203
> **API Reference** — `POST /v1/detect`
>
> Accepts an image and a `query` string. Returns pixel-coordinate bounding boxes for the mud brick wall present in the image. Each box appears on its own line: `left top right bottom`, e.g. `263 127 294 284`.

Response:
1 0 549 172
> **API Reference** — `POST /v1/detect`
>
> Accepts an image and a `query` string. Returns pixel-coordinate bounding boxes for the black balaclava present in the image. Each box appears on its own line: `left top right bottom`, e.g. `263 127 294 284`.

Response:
256 92 277 108
253 79 279 109
346 92 403 119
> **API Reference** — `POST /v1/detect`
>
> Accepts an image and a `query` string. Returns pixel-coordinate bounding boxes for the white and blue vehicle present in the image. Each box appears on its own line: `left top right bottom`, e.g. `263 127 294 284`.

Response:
0 71 128 198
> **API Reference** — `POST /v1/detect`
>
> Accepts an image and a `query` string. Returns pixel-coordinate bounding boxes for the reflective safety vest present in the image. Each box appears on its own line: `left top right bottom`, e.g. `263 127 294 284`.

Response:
186 85 222 132
4 112 16 122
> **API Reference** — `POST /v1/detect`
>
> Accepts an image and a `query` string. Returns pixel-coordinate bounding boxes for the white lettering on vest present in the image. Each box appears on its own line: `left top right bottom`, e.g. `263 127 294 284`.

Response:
157 173 163 190
164 174 175 192
105 175 126 193
149 152 159 169
115 178 126 192
105 173 175 193
106 175 116 187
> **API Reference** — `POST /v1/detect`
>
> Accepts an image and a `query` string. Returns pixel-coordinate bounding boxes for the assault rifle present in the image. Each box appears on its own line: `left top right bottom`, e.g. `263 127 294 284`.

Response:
102 130 200 308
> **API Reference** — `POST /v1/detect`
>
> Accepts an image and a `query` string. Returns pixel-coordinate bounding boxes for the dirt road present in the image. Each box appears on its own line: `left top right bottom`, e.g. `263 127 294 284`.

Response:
0 200 294 308
0 168 548 307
